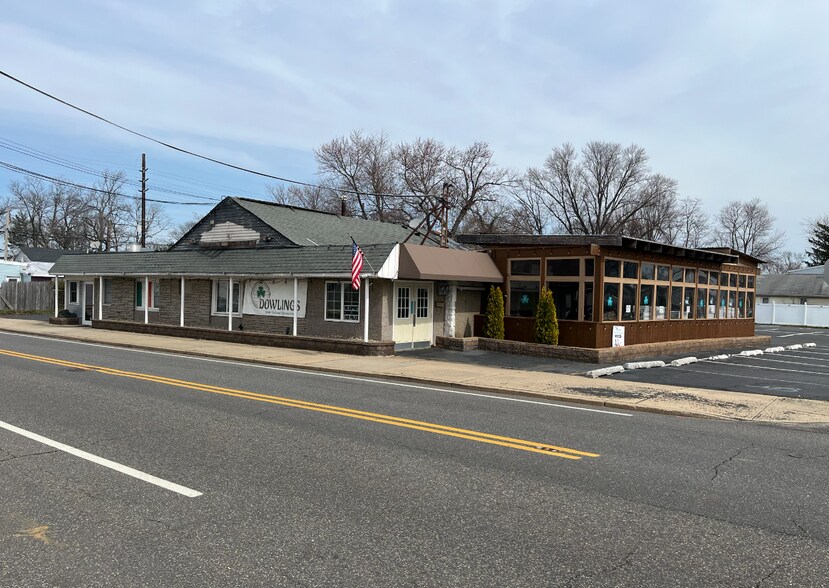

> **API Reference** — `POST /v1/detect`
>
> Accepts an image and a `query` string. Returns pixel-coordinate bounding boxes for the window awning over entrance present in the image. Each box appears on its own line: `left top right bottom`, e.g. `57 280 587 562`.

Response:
397 243 502 282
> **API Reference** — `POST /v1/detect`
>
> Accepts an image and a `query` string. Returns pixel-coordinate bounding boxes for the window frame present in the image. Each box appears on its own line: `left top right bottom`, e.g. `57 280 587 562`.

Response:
325 280 360 323
103 278 113 305
135 279 160 311
68 280 79 304
601 257 639 322
211 279 241 316
546 257 594 321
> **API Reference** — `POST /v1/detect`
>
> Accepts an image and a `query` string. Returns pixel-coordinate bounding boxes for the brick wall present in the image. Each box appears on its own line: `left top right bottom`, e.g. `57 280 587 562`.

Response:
99 276 394 342
93 320 395 356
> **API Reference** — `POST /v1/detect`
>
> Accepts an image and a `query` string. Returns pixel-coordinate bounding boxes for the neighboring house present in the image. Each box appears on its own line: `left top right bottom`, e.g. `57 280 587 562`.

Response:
50 197 502 347
0 260 26 283
457 234 763 348
757 264 829 305
12 246 75 282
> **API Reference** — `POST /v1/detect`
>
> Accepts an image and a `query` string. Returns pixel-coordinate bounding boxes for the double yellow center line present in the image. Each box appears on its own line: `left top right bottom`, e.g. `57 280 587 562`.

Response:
0 348 599 460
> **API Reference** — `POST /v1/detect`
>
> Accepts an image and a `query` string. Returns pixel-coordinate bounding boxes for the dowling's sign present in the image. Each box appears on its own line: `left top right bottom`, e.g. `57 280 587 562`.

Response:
243 279 308 318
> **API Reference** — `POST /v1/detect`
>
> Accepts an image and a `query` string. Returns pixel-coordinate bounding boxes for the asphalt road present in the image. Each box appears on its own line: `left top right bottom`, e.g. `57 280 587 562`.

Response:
1 332 829 586
608 326 829 401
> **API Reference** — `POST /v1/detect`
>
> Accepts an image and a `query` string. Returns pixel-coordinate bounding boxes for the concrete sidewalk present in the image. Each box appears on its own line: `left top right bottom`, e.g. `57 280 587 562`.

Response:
2 317 828 425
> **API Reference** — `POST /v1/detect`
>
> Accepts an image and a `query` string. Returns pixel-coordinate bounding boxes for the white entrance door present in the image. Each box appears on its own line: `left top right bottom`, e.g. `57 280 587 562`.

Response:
81 281 95 326
393 281 433 350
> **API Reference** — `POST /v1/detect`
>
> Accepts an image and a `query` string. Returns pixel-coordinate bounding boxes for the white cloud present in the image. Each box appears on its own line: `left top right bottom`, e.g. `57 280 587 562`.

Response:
1 0 827 251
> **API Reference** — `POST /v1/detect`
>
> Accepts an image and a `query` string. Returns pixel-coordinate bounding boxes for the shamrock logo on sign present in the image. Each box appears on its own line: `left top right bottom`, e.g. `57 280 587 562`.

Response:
257 285 266 298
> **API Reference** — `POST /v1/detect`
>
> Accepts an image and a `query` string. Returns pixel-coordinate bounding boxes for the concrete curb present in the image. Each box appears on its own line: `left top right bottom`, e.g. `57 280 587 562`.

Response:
584 366 625 378
623 360 666 370
670 357 698 367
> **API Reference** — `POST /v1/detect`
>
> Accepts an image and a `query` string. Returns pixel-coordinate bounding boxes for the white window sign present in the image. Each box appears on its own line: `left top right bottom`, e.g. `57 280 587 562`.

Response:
612 325 625 347
243 279 307 317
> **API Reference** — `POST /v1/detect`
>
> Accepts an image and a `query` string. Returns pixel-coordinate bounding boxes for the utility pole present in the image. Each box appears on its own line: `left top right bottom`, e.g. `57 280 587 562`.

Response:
3 207 9 261
440 182 451 248
140 153 147 248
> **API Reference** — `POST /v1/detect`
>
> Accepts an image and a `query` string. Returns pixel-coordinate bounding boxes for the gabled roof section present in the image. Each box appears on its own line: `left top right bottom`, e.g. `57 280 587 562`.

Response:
233 197 431 247
16 246 77 263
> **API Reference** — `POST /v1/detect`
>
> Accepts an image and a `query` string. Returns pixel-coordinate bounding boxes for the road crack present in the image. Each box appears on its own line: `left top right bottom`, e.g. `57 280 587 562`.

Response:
711 446 751 482
754 562 781 587
0 449 58 463
564 549 637 586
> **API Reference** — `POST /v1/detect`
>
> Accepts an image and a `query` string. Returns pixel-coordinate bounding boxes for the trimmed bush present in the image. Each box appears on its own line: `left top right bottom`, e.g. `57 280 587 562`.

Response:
534 287 559 345
483 286 505 339
58 309 77 318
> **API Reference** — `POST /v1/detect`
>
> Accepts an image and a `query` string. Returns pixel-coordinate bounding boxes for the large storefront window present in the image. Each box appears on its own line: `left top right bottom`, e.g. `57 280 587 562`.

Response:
602 258 638 322
510 281 539 317
547 281 579 320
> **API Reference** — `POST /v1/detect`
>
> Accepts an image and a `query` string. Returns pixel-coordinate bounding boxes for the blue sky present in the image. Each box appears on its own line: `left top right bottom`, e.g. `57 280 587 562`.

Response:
1 0 827 251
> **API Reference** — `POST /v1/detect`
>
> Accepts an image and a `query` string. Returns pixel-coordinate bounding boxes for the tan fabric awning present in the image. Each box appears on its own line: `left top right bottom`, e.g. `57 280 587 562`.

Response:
398 243 502 282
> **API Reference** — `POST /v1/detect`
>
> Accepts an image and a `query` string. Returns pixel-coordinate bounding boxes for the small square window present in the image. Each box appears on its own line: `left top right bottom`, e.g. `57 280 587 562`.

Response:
547 259 580 277
623 262 639 280
604 259 620 278
641 263 655 281
510 259 540 276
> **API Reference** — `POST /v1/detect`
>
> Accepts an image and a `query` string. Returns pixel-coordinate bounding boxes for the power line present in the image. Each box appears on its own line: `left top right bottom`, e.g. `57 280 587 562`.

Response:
0 160 212 206
0 137 223 202
0 69 434 200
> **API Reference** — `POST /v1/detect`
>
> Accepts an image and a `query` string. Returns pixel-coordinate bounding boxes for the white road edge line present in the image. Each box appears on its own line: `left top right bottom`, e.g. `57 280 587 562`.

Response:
0 419 202 498
0 331 632 417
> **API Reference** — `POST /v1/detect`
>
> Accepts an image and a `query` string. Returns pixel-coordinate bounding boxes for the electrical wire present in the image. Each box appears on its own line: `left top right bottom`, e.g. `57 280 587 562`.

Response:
0 137 223 202
0 69 435 200
0 160 213 206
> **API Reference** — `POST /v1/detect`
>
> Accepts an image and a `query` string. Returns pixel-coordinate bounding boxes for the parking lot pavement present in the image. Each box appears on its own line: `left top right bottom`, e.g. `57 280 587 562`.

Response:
609 326 829 401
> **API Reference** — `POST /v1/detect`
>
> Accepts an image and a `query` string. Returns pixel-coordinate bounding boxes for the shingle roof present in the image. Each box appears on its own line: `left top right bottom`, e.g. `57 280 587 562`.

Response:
233 197 427 247
17 246 77 263
757 274 829 298
51 244 395 278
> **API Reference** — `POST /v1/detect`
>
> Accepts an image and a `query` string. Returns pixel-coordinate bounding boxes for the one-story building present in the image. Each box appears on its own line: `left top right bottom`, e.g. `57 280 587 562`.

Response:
757 264 829 305
456 234 763 348
50 197 501 351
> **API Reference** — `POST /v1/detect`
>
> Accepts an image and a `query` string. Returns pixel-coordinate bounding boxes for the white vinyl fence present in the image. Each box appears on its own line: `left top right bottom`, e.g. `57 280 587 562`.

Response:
756 302 829 327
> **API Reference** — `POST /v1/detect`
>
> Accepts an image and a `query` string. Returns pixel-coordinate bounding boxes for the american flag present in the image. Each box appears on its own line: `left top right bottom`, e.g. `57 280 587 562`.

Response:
351 239 364 291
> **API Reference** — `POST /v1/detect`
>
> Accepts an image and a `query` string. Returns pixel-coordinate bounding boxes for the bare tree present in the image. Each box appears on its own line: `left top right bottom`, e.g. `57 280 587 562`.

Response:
445 141 513 236
507 178 550 235
47 183 89 249
528 141 673 236
315 131 402 222
9 177 52 247
269 184 341 214
669 197 710 248
619 175 680 241
764 250 806 274
83 170 130 251
125 198 170 247
713 198 784 259
395 137 450 221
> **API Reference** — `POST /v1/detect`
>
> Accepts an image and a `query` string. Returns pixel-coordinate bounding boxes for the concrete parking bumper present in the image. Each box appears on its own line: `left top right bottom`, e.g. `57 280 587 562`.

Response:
2 317 828 425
